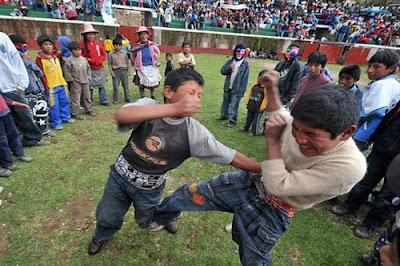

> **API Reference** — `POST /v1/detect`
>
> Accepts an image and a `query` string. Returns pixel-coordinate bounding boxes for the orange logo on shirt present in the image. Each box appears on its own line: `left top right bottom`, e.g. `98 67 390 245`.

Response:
146 136 162 151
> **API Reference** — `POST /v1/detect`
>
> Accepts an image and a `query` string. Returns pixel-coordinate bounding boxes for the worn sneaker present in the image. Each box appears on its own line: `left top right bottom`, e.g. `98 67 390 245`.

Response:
67 119 75 124
354 226 373 239
71 115 83 120
88 237 108 255
0 168 12 178
331 204 351 215
43 129 56 137
34 140 51 146
216 116 226 121
239 127 247 132
5 164 18 171
85 111 96 117
53 125 63 130
226 123 236 128
147 221 165 231
16 156 33 163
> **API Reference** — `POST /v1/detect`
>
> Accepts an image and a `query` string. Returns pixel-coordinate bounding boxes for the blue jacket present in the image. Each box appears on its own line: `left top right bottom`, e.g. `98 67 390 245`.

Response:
221 58 250 97
23 58 45 94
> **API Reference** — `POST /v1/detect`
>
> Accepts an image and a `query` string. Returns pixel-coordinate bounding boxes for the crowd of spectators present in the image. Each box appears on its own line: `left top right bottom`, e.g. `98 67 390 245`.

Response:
8 0 100 21
157 0 400 47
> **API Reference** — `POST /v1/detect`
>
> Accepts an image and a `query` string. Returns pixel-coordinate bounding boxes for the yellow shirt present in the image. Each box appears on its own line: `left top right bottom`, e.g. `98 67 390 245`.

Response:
41 57 67 89
104 39 113 52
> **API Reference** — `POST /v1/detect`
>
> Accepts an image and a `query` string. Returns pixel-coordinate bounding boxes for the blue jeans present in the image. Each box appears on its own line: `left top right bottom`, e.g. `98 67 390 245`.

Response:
5 91 43 146
220 90 242 124
0 113 24 167
45 86 71 128
343 149 395 230
153 171 292 265
90 85 109 105
95 170 163 241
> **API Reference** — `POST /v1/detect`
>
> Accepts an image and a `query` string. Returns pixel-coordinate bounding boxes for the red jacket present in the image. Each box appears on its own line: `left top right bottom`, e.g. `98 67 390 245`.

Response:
79 40 106 70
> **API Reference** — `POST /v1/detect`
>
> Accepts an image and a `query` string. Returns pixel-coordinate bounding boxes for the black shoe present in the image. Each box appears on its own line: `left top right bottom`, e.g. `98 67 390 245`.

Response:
354 226 373 239
101 102 110 106
71 115 83 120
332 204 351 215
165 220 179 234
216 116 226 121
360 254 379 266
85 111 96 117
88 237 107 255
226 122 236 128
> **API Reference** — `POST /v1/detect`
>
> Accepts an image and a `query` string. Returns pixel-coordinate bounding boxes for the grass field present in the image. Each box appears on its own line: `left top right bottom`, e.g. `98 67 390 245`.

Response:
0 51 384 265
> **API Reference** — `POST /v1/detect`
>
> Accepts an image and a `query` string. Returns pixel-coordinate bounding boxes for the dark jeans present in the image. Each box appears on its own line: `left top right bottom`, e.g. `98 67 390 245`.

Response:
153 171 291 265
112 69 131 103
343 149 395 230
94 170 163 241
0 113 24 167
5 91 42 146
220 90 242 124
90 85 109 105
244 110 262 135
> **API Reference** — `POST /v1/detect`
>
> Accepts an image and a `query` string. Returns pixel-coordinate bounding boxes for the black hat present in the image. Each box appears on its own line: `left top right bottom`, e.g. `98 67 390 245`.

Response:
37 35 55 46
9 34 27 44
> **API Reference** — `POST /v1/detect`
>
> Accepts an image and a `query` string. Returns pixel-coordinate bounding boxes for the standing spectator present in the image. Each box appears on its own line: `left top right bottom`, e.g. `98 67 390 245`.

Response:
63 41 95 120
0 32 49 147
103 35 113 55
57 36 72 68
80 23 110 106
164 3 173 27
216 43 250 127
274 43 302 106
108 38 131 104
164 52 174 77
130 26 161 99
35 35 73 130
83 0 95 21
178 41 196 69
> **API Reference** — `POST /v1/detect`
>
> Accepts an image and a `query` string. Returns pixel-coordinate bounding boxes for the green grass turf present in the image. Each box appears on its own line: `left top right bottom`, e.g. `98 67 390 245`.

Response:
0 51 384 265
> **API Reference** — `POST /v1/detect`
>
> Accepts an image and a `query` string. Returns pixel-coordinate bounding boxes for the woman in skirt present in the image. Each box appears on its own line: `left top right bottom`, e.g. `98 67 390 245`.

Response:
80 23 110 106
130 26 161 99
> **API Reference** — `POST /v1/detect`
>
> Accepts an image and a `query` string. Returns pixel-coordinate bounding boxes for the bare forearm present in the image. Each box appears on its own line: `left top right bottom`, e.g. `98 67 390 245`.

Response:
116 104 177 124
231 152 261 173
266 138 282 160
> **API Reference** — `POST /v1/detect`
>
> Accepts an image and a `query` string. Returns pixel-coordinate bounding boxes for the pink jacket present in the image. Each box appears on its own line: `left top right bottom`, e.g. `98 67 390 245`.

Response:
130 41 160 71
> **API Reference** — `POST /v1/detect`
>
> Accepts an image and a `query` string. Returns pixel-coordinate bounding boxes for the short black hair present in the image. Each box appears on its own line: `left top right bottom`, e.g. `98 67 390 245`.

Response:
166 52 173 57
308 51 328 68
113 38 122 46
106 35 111 39
289 42 300 49
68 41 81 51
369 49 399 69
164 68 204 92
37 35 54 47
339 65 361 80
258 70 268 77
182 41 191 48
291 84 359 138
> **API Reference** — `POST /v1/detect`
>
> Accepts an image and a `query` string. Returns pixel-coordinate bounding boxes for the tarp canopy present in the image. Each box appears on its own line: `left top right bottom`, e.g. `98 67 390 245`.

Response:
361 8 390 14
222 4 248 10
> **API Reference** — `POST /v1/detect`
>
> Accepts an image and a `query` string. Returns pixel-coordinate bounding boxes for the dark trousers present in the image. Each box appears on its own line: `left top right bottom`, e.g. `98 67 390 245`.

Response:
343 149 395 230
112 69 131 103
0 113 24 167
243 110 262 135
5 91 42 146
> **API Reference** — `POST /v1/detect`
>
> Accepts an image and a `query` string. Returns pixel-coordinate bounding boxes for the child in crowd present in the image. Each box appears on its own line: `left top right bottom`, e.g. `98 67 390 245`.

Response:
107 38 131 104
352 49 400 151
0 93 33 177
240 70 268 136
178 41 196 69
63 41 95 120
338 64 363 106
103 35 113 55
35 35 73 130
57 36 72 68
87 68 261 256
164 52 174 77
290 51 332 109
9 34 55 137
80 23 109 106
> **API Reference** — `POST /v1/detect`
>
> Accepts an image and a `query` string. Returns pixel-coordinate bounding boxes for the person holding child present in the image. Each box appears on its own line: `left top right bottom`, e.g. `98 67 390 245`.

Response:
63 41 95 120
130 26 161 100
107 38 131 104
151 71 367 265
35 35 73 130
80 23 110 106
240 70 268 136
87 68 261 255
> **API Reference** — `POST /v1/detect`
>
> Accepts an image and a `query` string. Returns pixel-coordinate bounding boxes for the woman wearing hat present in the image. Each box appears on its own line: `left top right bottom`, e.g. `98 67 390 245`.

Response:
130 26 161 99
79 23 109 106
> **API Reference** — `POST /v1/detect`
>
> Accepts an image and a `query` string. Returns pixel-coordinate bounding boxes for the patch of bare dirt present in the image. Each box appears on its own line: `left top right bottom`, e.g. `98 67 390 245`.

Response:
97 112 115 122
0 230 9 258
35 191 95 237
287 245 301 265
74 134 91 145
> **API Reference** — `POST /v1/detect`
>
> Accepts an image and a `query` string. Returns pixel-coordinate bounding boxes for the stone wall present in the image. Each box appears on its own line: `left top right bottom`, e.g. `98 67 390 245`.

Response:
0 16 119 47
113 8 149 27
